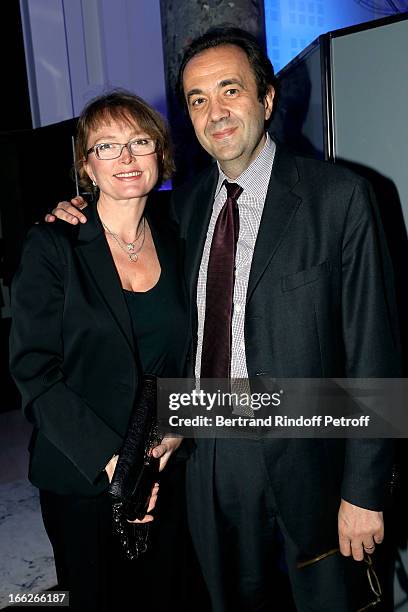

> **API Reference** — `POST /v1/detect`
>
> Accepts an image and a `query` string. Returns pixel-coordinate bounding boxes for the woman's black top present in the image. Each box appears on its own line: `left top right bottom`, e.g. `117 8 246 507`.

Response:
123 214 187 377
9 193 189 496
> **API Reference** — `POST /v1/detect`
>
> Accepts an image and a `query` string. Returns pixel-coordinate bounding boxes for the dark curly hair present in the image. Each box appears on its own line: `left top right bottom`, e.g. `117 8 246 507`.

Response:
177 26 276 107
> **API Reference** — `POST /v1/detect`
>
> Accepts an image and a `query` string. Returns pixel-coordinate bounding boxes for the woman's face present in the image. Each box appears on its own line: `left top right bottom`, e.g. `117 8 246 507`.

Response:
84 117 159 204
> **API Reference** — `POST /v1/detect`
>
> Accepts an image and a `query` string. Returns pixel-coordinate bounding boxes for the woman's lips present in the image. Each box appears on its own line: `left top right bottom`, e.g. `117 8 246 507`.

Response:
113 170 142 180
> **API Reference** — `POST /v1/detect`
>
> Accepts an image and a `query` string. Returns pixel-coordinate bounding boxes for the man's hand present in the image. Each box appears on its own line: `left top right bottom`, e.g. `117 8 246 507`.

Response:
151 436 183 471
45 196 88 225
338 498 384 561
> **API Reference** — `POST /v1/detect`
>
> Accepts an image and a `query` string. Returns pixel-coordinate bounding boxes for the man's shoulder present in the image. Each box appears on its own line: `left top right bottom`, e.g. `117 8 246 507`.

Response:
289 149 367 189
170 164 218 223
171 163 218 199
146 189 179 235
271 145 376 227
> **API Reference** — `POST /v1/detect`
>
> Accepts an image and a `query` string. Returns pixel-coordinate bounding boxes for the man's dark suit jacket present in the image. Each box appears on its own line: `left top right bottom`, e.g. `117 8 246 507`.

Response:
9 195 183 497
170 142 401 565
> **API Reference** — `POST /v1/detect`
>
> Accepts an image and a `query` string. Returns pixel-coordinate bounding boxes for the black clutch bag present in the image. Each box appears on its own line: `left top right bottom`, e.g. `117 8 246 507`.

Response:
108 374 162 560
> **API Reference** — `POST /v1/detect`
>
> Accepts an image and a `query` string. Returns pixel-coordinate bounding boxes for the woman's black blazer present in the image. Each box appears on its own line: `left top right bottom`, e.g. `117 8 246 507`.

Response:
10 193 183 496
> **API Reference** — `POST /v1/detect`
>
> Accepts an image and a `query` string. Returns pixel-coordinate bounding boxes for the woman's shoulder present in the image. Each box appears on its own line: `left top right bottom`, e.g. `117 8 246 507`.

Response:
23 220 81 265
26 219 80 245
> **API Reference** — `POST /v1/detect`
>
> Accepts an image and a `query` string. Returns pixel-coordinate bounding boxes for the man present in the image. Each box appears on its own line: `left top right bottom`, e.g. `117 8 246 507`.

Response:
47 27 399 611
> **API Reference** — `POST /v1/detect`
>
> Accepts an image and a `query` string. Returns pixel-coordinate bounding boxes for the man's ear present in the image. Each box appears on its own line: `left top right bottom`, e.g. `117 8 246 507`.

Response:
264 86 275 121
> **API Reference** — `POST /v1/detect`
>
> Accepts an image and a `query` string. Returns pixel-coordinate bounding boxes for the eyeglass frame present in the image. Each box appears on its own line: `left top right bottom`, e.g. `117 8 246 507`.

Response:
359 553 382 611
86 138 157 160
296 549 382 611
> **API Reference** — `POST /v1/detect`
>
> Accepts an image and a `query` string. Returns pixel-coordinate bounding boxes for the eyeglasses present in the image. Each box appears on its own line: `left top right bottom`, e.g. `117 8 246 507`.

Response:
86 138 156 160
359 553 382 611
297 549 382 611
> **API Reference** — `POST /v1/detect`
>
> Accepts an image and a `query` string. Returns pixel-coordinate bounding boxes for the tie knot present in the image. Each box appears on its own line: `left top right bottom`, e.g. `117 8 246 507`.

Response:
224 180 243 202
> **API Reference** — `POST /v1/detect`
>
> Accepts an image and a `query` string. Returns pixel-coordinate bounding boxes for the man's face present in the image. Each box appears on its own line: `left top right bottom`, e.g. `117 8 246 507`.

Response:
183 44 274 179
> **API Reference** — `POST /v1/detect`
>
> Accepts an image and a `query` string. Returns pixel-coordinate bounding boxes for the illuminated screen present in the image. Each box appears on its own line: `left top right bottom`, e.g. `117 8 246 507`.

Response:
265 0 379 71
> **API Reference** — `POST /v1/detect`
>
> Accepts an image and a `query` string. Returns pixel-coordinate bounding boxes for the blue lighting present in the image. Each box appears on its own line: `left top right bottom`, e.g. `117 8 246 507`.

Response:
265 0 380 71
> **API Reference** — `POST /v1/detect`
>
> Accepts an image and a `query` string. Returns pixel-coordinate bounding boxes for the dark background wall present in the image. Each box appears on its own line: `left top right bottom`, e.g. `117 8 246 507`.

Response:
0 1 31 412
0 2 31 131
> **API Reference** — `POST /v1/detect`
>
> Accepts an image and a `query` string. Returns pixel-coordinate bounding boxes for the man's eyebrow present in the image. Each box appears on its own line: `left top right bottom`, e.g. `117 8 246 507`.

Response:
186 78 246 102
219 79 244 88
186 88 204 101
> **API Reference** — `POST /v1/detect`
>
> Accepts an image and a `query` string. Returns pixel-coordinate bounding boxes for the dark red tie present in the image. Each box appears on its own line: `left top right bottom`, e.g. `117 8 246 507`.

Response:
200 181 243 378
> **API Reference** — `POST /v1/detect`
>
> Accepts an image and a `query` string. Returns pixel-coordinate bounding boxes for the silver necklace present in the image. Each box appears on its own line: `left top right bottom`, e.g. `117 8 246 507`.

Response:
101 216 146 262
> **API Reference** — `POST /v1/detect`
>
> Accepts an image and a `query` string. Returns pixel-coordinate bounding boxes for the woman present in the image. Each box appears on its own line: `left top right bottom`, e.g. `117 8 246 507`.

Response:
9 90 193 611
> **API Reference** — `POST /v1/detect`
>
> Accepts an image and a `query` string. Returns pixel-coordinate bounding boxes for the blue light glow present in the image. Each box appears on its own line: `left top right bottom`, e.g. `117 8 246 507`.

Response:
265 0 380 71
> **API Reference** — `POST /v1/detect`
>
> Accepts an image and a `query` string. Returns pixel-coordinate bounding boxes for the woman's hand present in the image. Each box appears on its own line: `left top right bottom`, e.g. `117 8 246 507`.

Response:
105 454 119 483
151 436 183 471
105 454 158 523
127 482 160 524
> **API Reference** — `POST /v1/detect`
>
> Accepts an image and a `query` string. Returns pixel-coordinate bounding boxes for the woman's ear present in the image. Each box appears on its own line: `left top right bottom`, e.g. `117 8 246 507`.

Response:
83 161 96 187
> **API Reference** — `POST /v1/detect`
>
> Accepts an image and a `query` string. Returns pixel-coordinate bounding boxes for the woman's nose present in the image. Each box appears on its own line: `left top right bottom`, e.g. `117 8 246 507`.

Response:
120 143 133 162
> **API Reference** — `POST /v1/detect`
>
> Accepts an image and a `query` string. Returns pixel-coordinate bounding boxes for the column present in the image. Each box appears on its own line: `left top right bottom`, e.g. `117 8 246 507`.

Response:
160 0 267 184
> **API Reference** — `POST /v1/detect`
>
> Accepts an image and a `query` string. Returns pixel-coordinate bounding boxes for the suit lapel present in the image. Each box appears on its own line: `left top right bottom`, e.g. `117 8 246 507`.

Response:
74 204 135 353
181 146 302 333
247 145 302 304
183 165 219 301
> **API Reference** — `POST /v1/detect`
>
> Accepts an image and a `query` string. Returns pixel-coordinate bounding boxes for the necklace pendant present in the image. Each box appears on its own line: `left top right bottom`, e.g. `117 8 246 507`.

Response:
127 243 135 252
129 253 138 262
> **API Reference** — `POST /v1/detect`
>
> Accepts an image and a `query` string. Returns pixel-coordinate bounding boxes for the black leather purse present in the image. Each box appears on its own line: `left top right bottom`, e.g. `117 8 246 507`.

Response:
108 375 162 560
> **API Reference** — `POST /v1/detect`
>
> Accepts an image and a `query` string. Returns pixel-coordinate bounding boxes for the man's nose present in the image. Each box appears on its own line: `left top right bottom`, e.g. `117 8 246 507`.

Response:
208 97 229 123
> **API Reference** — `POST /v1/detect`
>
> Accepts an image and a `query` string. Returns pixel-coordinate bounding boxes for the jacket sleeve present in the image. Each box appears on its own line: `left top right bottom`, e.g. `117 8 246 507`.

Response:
340 178 400 509
9 225 123 484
